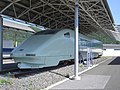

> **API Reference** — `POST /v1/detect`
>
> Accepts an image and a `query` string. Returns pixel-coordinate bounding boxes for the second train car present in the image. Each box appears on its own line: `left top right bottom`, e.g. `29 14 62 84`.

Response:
11 29 103 69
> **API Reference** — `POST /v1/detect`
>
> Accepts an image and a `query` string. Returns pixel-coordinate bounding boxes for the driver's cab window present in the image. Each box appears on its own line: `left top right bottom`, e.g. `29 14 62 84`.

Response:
64 32 70 38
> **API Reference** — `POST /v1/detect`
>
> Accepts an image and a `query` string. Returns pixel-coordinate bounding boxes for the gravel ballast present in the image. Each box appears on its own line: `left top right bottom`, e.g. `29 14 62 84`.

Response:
0 56 112 90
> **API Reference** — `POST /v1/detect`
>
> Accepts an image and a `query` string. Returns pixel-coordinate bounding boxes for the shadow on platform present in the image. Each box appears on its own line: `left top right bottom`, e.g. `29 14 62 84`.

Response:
108 57 120 65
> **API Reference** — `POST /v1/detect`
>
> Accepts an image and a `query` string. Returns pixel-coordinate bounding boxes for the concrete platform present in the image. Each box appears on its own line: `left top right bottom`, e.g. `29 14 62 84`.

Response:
50 57 120 90
51 74 110 89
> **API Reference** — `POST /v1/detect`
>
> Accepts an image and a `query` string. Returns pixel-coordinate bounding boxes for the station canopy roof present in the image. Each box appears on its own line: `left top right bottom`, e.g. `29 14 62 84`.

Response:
0 0 116 39
3 19 35 32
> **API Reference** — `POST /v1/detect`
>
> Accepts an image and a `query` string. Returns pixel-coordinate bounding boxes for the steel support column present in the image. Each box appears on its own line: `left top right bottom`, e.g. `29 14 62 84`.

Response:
74 0 81 80
0 16 3 71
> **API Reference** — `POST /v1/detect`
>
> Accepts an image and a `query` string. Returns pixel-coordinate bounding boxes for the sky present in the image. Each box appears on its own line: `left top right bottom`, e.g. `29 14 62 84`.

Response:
108 0 120 25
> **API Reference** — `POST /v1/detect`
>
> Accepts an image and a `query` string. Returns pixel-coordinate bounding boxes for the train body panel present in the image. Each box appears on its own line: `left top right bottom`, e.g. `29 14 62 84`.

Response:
11 29 103 69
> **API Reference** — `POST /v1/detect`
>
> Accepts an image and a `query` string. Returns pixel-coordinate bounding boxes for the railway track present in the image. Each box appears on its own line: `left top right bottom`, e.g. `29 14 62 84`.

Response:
0 61 74 78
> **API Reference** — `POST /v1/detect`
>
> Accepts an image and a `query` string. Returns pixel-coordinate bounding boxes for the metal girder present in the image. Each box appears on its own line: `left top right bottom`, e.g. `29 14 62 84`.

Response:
0 0 115 37
0 3 13 13
6 0 71 28
0 16 3 71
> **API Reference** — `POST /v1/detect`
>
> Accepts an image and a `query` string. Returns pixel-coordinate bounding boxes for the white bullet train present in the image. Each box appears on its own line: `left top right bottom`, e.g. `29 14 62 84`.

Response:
11 29 103 69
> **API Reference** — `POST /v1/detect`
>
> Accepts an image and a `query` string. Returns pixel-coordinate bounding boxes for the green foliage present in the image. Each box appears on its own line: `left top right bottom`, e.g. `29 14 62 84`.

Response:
3 30 33 46
3 28 120 45
0 72 13 85
28 81 34 90
0 78 12 85
79 64 84 68
87 31 120 44
3 26 42 46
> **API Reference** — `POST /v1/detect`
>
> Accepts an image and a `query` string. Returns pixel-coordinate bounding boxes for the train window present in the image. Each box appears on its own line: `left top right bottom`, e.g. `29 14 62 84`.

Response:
19 49 24 51
64 32 70 38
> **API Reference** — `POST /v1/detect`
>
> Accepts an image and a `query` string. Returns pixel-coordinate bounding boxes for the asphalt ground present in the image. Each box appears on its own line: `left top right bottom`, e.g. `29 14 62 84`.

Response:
50 57 120 90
